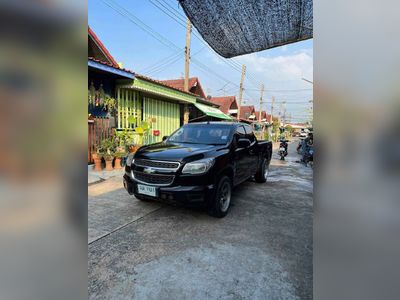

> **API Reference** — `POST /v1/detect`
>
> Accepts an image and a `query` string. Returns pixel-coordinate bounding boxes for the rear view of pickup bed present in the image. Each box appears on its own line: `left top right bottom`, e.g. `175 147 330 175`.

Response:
123 122 272 217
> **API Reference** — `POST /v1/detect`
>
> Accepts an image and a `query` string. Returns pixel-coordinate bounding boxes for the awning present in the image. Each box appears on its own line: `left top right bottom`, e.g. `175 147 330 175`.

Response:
194 103 233 120
179 0 313 58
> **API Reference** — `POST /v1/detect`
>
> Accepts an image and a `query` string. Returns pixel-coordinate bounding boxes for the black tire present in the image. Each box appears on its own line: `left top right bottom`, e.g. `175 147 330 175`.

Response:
255 158 269 183
208 176 232 218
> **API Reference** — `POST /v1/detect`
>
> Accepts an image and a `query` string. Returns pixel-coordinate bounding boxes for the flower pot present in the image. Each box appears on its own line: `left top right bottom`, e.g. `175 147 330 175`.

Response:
92 153 102 172
104 157 114 171
114 157 122 169
128 145 140 153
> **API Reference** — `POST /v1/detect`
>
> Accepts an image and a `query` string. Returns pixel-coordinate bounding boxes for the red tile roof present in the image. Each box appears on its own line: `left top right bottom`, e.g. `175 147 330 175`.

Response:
160 77 206 98
88 57 135 74
209 96 238 114
254 111 273 123
255 111 266 120
88 27 119 68
135 74 199 97
239 105 255 119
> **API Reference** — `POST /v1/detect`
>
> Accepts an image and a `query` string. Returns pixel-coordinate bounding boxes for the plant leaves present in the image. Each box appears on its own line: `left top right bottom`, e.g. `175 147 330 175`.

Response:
141 121 149 130
128 116 137 124
135 127 144 134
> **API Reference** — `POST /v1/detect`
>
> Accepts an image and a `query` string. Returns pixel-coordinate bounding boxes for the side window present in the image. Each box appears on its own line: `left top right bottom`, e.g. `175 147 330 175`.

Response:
236 125 246 137
233 126 245 148
244 124 256 143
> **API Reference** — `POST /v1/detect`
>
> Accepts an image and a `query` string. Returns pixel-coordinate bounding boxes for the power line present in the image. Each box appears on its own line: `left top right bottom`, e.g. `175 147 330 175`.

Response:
146 0 262 86
246 88 312 92
101 0 180 51
140 51 182 73
147 55 183 76
103 0 237 86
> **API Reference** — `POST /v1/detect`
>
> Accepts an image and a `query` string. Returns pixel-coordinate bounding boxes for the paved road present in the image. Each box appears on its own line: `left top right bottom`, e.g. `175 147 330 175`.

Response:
88 140 313 299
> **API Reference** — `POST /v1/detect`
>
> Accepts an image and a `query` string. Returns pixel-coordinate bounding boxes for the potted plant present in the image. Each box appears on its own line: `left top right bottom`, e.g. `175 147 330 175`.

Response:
103 95 116 112
99 138 116 171
91 146 103 172
114 146 125 169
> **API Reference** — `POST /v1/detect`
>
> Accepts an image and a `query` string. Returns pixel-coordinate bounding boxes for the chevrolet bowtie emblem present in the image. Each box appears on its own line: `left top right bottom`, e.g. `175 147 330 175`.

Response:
143 168 156 174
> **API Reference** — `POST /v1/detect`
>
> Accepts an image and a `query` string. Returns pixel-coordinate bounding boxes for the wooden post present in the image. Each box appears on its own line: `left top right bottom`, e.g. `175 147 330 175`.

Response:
183 18 191 124
237 64 246 120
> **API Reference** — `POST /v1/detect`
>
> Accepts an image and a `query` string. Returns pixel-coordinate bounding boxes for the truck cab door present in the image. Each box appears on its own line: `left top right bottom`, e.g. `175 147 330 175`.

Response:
244 124 259 176
233 126 248 185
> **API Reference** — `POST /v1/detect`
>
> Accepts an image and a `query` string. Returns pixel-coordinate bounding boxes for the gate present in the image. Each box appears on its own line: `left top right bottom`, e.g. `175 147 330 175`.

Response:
88 117 114 164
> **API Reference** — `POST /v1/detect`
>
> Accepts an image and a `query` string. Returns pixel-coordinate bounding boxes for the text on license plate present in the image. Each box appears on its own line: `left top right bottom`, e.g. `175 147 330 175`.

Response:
137 184 157 197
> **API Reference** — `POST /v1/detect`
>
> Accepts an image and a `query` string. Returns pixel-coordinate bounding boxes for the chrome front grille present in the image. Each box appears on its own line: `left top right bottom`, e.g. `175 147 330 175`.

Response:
134 159 180 170
133 171 174 185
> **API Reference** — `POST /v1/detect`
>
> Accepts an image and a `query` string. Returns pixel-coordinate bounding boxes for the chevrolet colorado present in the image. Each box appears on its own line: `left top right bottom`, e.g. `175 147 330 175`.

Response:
123 122 272 217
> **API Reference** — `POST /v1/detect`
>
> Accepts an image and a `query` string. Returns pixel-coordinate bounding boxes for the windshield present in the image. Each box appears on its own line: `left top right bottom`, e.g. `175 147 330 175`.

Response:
168 124 233 145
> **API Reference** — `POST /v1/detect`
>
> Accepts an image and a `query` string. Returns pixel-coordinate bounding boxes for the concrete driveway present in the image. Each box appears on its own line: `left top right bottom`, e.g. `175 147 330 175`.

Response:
88 140 313 299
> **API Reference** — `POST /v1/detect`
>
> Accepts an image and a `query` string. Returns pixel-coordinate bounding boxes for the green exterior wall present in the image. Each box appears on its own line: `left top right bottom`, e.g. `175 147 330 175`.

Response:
143 97 180 144
116 83 181 145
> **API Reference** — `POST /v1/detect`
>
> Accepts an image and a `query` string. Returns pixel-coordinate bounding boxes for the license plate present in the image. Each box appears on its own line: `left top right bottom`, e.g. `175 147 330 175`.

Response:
137 184 157 197
280 147 285 151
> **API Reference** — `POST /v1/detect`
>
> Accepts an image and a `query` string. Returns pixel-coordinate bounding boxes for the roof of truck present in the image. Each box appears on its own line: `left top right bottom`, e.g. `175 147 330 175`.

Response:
188 121 247 126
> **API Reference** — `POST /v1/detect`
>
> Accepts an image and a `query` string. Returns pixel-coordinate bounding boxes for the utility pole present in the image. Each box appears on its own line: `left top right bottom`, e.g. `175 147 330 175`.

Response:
258 84 264 121
282 101 286 126
270 96 275 121
270 96 275 141
237 64 246 120
183 18 192 124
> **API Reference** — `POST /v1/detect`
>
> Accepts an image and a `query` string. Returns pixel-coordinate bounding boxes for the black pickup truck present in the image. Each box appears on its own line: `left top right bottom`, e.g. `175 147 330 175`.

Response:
123 122 272 217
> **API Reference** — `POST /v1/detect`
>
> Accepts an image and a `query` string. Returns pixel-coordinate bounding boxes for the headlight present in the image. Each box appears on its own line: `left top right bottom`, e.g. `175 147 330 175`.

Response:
182 158 215 174
126 154 135 167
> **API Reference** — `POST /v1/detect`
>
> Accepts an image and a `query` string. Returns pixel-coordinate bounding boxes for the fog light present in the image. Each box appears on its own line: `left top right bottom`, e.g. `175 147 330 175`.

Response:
168 195 174 200
161 194 166 199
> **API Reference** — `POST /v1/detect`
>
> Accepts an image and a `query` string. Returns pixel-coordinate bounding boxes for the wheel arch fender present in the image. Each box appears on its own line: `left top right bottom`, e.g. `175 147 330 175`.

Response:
215 165 234 184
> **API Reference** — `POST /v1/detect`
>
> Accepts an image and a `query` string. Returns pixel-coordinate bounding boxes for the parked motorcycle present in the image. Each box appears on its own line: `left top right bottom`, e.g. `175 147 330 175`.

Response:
302 144 313 167
278 139 288 160
296 137 305 154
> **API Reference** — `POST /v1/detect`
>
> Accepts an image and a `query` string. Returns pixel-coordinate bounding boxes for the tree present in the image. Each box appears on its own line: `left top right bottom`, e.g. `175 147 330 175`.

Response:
272 117 280 142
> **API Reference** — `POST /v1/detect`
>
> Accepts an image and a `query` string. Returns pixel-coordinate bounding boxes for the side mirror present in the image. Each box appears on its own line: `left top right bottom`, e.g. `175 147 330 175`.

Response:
238 138 251 148
162 135 169 141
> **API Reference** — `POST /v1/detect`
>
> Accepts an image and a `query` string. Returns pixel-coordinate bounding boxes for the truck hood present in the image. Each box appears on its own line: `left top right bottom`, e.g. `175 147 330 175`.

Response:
135 142 222 162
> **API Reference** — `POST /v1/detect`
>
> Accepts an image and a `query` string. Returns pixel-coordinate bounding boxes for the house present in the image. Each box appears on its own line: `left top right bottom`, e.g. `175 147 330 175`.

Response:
284 122 307 134
209 96 238 117
254 111 273 123
89 27 119 68
159 77 232 122
88 28 135 163
88 27 230 162
160 77 207 99
255 111 267 122
239 105 256 121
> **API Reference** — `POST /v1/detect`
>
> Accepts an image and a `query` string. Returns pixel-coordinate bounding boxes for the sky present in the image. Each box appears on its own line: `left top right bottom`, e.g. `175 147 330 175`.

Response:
89 0 313 123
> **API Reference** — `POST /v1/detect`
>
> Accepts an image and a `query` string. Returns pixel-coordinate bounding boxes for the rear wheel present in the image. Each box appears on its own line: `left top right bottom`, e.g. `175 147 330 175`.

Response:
255 158 269 183
208 176 232 218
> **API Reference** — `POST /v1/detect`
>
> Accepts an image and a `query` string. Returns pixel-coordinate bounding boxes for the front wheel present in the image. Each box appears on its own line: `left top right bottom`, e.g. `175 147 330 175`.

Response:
208 176 232 218
254 158 269 183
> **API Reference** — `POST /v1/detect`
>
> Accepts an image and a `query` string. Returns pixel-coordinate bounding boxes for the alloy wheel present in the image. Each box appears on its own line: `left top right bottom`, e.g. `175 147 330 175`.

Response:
219 181 231 212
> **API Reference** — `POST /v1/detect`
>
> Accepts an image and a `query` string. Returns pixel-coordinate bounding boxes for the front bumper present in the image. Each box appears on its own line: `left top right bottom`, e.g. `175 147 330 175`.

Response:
123 173 214 205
